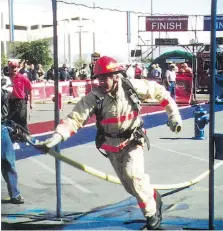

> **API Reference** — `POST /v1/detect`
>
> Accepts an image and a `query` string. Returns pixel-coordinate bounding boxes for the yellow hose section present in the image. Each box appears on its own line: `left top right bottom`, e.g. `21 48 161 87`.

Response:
48 149 223 190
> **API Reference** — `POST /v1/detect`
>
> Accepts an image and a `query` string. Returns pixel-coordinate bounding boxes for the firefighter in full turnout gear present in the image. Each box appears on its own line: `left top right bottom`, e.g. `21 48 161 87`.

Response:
36 56 182 230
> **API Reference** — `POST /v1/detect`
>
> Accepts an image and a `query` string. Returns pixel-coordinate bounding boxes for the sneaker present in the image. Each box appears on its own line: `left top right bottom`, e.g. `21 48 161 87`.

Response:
11 195 24 204
142 190 162 230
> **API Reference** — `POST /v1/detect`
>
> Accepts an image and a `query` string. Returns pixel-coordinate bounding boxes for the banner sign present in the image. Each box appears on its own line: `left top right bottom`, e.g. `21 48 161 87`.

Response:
146 16 188 31
155 38 178 46
166 58 186 63
203 16 223 31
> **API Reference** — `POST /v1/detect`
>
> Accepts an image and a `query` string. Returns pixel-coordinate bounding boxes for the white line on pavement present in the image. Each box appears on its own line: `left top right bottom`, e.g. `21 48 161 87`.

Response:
152 144 208 162
29 157 93 194
152 141 208 146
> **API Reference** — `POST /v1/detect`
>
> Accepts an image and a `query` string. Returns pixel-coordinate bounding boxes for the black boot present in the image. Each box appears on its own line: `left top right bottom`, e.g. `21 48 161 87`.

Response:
142 190 162 230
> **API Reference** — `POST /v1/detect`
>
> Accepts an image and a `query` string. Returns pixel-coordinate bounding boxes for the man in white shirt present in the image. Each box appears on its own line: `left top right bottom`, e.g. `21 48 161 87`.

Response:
165 64 177 100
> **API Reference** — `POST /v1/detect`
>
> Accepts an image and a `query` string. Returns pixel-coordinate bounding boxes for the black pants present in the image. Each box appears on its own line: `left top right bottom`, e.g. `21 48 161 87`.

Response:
9 99 28 131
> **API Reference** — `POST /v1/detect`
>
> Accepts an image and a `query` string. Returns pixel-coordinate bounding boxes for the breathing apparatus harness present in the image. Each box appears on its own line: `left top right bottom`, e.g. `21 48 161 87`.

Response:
94 77 150 157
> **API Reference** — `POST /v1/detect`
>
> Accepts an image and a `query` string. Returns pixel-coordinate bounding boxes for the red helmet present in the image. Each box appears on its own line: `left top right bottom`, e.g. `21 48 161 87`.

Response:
93 56 124 77
8 61 18 68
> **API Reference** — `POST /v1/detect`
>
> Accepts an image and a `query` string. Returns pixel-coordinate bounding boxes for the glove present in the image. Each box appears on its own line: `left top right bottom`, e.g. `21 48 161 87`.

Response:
35 133 63 153
168 115 182 133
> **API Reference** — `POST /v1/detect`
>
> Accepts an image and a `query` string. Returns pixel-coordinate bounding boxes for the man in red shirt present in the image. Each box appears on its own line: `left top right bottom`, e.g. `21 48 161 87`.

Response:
8 62 33 131
134 63 142 79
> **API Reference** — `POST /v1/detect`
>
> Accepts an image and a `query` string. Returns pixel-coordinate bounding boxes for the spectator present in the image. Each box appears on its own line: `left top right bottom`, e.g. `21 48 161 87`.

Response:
180 63 192 75
141 64 148 78
28 64 37 82
134 63 142 79
8 62 33 131
78 63 89 80
156 64 162 78
59 64 70 81
19 61 29 76
166 64 177 100
3 61 10 76
17 61 24 73
172 63 179 72
151 64 161 78
1 78 24 204
70 68 78 80
46 65 55 81
89 61 96 78
36 64 45 81
1 69 12 88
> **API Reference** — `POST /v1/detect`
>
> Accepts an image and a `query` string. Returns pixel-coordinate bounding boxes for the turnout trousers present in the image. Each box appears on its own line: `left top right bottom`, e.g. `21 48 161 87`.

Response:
107 143 156 217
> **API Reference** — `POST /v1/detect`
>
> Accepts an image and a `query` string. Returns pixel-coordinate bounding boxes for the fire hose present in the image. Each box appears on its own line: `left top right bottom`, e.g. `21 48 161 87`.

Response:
25 135 223 192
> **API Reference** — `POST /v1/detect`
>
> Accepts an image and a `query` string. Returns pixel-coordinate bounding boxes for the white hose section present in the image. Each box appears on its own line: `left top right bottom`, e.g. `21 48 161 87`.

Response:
47 149 223 190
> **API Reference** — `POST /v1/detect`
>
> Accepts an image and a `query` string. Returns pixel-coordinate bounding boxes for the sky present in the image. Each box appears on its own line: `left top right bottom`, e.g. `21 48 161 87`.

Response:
0 0 223 63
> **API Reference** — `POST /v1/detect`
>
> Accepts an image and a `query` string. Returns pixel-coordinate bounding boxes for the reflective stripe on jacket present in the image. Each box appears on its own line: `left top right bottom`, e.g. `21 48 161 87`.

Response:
56 78 180 152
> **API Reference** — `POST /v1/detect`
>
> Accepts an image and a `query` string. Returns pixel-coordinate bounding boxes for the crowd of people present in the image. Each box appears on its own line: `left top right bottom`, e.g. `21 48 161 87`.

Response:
2 60 93 83
124 61 193 100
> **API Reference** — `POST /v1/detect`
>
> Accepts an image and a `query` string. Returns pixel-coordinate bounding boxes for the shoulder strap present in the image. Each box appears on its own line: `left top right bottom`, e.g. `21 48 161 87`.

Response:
93 95 108 157
121 77 141 112
94 95 104 124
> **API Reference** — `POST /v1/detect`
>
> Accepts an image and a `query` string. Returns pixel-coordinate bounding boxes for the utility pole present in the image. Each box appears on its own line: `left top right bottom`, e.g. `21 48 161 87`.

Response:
127 11 131 63
78 23 83 61
93 3 96 53
63 20 67 64
68 19 72 67
150 0 153 60
8 0 14 42
1 12 7 54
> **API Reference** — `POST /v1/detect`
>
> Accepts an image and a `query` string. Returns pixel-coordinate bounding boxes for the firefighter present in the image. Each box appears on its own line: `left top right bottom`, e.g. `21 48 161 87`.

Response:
36 56 182 230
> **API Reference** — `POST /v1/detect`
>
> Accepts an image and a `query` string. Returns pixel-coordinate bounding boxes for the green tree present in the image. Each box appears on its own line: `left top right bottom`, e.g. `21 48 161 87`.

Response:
1 51 8 69
12 38 53 67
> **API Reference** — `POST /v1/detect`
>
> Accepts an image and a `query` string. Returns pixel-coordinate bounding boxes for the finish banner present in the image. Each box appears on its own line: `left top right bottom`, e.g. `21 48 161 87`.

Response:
146 16 188 31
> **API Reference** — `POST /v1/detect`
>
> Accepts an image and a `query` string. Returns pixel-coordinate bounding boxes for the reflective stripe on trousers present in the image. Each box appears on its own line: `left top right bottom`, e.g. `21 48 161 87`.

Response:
107 143 156 217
